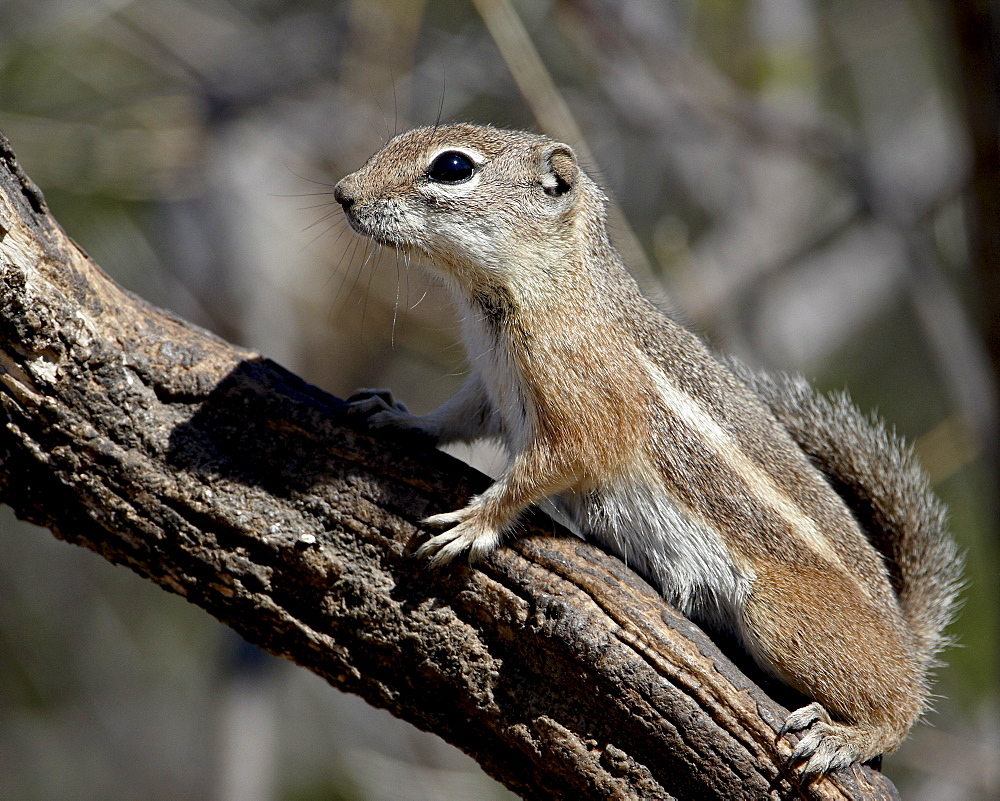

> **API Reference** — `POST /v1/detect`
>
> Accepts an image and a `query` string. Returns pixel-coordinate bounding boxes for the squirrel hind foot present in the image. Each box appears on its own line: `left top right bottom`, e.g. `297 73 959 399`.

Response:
780 702 893 775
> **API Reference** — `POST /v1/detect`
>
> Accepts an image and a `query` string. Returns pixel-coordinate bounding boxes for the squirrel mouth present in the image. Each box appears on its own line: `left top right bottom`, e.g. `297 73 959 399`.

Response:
343 211 406 250
342 210 369 237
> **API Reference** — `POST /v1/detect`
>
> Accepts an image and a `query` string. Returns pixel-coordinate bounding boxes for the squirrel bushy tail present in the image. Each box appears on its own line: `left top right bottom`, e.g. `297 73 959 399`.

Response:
729 361 963 673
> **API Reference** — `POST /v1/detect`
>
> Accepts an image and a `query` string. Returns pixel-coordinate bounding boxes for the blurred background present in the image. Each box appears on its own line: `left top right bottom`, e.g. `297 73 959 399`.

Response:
0 0 997 798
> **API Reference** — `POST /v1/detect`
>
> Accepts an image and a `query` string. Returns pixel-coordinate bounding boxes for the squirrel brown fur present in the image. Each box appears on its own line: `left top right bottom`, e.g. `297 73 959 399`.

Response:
334 123 962 774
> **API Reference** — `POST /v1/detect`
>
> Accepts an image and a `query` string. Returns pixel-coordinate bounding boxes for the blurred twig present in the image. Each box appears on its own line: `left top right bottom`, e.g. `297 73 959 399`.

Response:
471 0 655 283
946 0 1000 469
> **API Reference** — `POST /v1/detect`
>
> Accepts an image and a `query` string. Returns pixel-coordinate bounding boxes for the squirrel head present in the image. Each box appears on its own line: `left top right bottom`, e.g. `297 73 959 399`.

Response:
335 124 607 291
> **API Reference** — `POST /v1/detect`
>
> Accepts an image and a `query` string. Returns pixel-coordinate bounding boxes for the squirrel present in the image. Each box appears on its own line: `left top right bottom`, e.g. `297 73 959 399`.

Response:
333 123 962 774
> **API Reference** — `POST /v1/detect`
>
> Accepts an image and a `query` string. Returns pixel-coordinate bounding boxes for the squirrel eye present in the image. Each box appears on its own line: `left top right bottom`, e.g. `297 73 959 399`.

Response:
427 151 476 184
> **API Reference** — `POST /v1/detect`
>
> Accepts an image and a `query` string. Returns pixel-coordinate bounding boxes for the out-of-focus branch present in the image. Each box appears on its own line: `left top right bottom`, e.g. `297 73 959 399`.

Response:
947 0 1000 464
471 0 656 284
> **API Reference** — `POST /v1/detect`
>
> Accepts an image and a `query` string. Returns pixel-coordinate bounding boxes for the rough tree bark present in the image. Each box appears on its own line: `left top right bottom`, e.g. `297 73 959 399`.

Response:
0 132 898 801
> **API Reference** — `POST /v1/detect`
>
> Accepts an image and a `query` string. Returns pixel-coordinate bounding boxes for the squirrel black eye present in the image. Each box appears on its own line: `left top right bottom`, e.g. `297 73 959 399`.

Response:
427 151 476 184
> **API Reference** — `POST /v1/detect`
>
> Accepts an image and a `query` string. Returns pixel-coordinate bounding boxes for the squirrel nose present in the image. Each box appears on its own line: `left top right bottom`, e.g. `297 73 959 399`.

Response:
333 179 355 210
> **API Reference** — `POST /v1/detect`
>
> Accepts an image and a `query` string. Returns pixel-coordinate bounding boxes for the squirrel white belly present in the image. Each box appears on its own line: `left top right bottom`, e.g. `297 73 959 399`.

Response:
334 123 961 774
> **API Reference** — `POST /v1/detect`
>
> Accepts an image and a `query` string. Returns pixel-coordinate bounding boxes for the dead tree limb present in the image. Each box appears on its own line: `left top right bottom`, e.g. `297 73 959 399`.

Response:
0 132 898 801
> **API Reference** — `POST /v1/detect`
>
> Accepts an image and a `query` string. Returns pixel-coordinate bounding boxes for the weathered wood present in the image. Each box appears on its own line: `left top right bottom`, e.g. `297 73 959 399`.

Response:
0 131 898 801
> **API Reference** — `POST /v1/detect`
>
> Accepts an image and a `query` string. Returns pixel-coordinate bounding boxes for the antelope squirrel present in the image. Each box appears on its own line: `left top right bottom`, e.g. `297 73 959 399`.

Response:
333 123 961 774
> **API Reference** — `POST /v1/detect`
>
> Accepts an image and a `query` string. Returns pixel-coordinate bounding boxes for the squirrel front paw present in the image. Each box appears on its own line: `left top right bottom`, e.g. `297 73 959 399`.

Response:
416 506 503 566
346 388 436 439
779 702 880 774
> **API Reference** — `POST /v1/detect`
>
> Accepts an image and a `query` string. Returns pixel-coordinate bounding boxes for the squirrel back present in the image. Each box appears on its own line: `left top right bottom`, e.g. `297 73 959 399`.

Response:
733 361 963 672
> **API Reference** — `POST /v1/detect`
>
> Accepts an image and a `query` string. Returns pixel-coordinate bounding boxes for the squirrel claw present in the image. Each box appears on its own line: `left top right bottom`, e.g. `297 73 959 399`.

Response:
345 388 408 414
779 702 826 736
423 510 465 528
780 703 869 774
345 388 437 439
416 511 502 565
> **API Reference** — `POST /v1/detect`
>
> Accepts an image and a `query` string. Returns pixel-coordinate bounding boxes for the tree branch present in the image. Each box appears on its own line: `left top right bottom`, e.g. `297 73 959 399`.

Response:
0 132 897 801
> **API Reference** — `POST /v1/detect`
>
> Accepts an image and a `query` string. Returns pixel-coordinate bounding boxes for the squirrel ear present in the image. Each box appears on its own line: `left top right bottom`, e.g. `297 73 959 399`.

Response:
538 143 578 198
